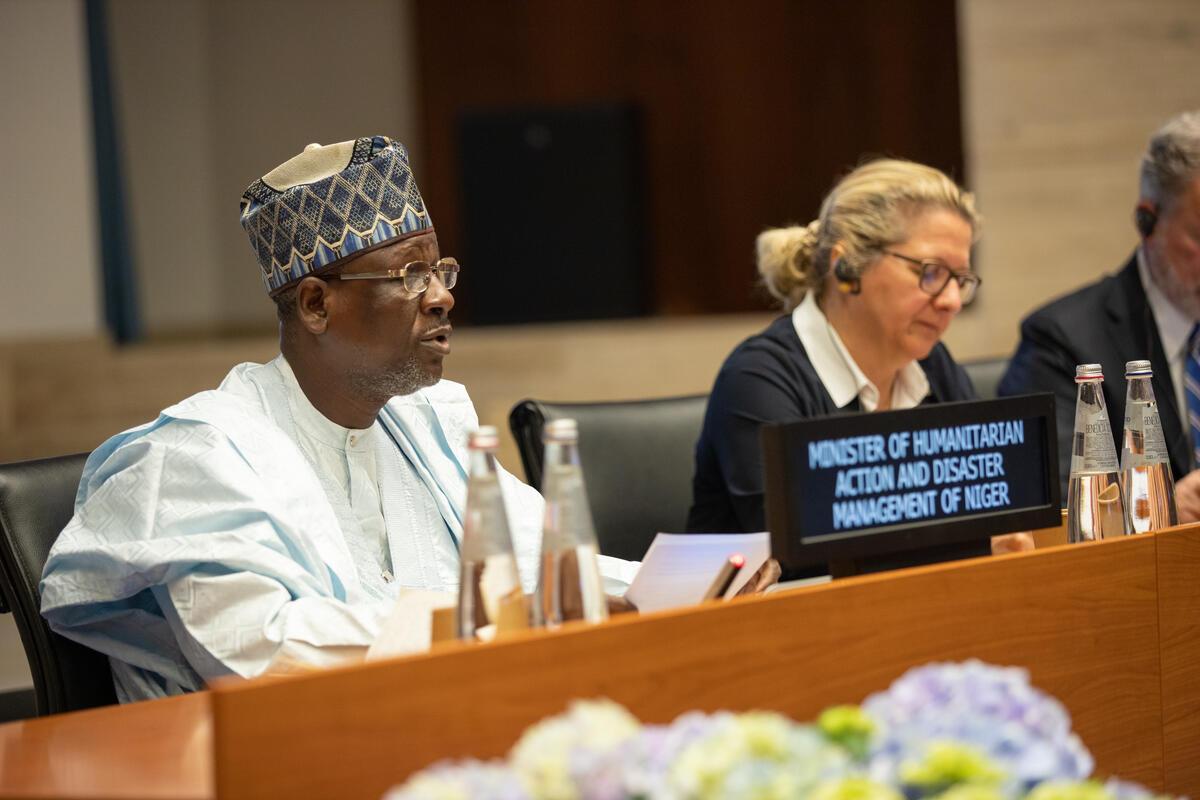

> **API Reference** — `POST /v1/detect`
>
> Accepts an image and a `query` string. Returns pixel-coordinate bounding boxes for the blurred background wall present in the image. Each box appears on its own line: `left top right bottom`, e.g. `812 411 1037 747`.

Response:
1 0 1198 692
105 0 426 335
954 0 1200 358
0 0 100 342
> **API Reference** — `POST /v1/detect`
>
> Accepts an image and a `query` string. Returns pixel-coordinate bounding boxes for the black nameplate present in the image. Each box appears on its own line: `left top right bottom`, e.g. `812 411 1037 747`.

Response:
762 394 1060 573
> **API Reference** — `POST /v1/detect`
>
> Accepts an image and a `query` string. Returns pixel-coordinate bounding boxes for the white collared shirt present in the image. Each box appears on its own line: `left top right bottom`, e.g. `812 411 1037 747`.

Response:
1138 249 1195 418
790 291 931 411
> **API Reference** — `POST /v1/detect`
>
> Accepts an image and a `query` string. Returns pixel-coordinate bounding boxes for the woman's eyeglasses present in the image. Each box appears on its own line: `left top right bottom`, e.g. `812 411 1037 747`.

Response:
882 250 980 304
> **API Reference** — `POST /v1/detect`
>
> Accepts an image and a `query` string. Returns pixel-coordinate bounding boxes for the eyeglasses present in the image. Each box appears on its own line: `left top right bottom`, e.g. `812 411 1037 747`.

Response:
336 258 460 293
882 250 980 304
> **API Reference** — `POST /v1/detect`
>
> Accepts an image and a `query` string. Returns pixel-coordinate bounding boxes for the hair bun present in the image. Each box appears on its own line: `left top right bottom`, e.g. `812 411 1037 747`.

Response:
756 221 819 311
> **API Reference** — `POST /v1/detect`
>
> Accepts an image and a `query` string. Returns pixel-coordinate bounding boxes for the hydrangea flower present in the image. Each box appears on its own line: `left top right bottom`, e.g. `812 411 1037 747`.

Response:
862 660 1094 791
1023 780 1174 800
809 777 905 800
509 699 642 800
665 710 851 799
1024 780 1117 800
819 705 877 761
1101 778 1174 800
936 785 1011 800
385 661 1180 800
384 760 530 800
898 741 1006 794
610 711 726 800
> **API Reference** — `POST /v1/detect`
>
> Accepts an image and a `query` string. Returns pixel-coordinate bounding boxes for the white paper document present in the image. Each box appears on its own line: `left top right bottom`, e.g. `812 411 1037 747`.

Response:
624 532 771 613
366 588 456 661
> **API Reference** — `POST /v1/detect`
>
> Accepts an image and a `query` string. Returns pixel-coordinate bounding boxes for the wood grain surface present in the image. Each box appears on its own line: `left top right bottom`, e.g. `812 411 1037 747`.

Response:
1155 524 1200 796
0 531 1187 800
212 536 1163 799
0 692 211 799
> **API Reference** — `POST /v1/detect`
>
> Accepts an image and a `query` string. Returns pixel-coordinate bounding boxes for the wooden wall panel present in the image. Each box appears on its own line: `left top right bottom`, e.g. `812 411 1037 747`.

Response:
413 0 964 320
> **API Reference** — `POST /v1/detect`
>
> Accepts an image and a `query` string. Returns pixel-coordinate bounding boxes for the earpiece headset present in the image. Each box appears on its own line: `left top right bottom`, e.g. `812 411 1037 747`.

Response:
1135 205 1158 238
833 258 861 295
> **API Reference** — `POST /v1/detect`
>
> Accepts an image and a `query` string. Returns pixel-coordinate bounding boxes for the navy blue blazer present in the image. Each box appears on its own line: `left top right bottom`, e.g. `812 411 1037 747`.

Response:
997 255 1188 497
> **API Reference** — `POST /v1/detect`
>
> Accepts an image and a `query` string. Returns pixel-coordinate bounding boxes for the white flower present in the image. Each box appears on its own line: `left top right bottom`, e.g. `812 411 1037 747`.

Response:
666 711 850 800
385 773 470 800
384 761 528 800
509 699 641 800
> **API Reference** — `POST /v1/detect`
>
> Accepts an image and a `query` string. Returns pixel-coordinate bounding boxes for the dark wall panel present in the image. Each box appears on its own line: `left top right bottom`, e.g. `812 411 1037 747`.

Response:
458 104 647 324
413 0 964 321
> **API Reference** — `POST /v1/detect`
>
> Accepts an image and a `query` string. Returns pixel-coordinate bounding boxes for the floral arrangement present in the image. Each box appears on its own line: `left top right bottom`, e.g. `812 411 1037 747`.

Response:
385 660 1171 800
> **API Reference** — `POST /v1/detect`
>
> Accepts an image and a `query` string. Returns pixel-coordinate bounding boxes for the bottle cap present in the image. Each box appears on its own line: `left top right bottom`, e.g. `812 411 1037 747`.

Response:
543 418 579 443
468 426 499 450
1125 359 1153 377
1075 363 1103 382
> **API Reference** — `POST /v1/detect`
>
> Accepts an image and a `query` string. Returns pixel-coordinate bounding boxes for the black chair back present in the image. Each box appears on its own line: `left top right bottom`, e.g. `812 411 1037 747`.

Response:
962 357 1010 400
0 454 118 715
509 395 708 561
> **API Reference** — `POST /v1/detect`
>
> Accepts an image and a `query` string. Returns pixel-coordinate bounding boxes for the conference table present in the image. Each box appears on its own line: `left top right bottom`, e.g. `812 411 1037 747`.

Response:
0 523 1197 800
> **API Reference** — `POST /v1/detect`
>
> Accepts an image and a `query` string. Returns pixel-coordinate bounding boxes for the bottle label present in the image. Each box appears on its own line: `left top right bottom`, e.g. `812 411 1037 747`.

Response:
1122 400 1170 469
1070 405 1119 475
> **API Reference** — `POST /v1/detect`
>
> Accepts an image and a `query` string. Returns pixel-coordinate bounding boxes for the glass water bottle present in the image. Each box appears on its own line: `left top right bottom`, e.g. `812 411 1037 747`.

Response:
1067 363 1131 542
535 419 608 627
456 426 527 640
1119 360 1178 533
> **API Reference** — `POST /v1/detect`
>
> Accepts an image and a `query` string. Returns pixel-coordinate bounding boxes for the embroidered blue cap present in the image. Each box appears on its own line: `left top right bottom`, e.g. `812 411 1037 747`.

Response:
239 136 432 295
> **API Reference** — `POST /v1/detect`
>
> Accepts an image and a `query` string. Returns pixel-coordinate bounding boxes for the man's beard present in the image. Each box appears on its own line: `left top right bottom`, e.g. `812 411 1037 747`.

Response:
347 357 436 403
1147 245 1200 321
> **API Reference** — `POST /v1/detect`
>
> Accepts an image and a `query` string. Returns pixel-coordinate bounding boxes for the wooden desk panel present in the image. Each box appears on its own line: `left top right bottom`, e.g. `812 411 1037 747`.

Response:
0 533 1180 800
0 692 211 799
211 536 1163 800
1031 509 1068 548
1156 524 1200 796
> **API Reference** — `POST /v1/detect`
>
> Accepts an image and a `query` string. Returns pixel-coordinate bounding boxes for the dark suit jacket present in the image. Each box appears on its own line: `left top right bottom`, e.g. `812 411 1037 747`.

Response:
997 254 1188 497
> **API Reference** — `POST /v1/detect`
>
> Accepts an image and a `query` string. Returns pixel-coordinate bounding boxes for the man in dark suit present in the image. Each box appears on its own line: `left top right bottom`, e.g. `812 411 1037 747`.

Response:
999 110 1200 519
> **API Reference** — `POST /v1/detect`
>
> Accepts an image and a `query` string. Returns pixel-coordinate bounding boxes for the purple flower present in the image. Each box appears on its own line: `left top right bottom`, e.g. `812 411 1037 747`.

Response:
862 661 1093 791
1103 777 1171 800
386 661 1183 800
510 699 641 799
615 712 725 799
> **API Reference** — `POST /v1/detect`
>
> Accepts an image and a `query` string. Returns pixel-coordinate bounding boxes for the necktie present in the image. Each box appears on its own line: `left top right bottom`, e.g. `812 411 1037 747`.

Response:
1185 323 1200 468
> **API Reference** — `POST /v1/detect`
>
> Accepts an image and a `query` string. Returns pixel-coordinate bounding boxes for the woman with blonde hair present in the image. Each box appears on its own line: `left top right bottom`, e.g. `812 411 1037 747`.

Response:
688 158 981 535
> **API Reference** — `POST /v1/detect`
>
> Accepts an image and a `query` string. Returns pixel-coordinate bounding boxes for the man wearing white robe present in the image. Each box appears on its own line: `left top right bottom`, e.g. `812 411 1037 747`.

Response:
39 136 605 702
